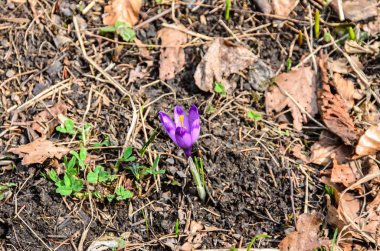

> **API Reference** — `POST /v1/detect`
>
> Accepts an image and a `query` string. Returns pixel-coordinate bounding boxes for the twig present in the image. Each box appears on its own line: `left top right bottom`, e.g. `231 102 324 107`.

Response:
161 23 213 41
134 6 179 30
337 0 345 21
73 16 138 145
218 19 241 43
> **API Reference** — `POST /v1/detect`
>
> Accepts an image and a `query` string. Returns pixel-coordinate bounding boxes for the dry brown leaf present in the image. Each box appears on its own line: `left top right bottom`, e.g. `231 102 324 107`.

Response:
103 0 142 26
194 38 270 93
8 138 69 165
31 102 67 136
355 124 380 157
250 0 272 14
318 54 359 145
278 213 329 251
344 40 380 55
333 73 362 110
272 0 299 17
310 131 353 165
361 16 380 36
360 102 380 125
157 25 187 81
134 39 151 59
266 66 318 131
331 56 363 74
322 0 377 21
331 158 361 186
291 144 310 163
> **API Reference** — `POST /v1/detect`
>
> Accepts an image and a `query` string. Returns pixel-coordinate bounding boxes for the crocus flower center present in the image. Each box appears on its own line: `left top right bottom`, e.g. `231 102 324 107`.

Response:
179 115 186 128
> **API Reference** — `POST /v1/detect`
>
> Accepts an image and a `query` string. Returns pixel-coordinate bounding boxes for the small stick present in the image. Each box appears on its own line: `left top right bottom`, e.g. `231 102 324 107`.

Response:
337 0 345 21
161 23 213 41
218 19 241 43
82 0 95 15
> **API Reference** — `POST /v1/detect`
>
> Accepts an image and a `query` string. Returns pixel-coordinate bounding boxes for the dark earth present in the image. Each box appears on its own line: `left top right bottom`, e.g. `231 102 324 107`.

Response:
1 0 376 250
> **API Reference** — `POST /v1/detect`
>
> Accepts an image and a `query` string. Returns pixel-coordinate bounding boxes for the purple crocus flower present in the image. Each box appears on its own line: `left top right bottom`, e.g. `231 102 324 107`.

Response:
159 105 200 157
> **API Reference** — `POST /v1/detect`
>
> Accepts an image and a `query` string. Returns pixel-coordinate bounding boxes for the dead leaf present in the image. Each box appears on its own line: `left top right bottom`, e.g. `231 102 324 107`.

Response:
278 213 329 251
331 158 361 186
157 25 187 81
355 124 380 157
103 0 142 26
309 131 353 165
272 0 299 17
318 54 359 145
360 102 380 125
291 144 310 163
250 0 272 14
31 102 67 136
194 38 269 93
8 138 69 165
322 0 377 21
333 73 362 110
361 16 380 36
134 38 151 59
265 66 318 131
344 40 380 55
189 221 203 234
331 56 363 74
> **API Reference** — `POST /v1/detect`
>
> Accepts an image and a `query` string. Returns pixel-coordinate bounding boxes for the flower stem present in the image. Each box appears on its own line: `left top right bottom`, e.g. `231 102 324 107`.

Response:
188 157 206 202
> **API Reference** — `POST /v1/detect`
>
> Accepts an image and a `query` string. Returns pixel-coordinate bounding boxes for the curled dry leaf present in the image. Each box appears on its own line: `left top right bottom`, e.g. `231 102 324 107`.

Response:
279 213 329 251
31 101 67 136
355 124 380 157
310 131 353 165
157 25 187 81
333 73 363 110
8 138 69 165
272 0 299 17
331 56 363 74
344 40 380 55
194 38 271 93
103 0 142 26
265 66 318 131
318 54 359 145
331 158 361 187
360 102 380 124
318 0 377 21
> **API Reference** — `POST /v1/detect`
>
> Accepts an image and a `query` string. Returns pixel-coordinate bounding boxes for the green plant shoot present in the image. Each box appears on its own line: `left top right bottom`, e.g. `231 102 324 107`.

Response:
225 0 231 20
247 234 270 250
214 82 227 96
347 27 356 40
314 9 320 39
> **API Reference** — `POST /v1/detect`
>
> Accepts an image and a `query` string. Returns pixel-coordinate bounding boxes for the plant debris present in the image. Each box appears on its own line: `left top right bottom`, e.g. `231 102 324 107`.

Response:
265 66 318 131
8 138 69 165
157 24 188 81
103 0 142 26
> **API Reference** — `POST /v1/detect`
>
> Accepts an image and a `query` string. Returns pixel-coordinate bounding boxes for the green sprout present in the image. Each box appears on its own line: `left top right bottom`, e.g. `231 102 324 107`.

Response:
347 27 356 40
0 183 16 201
225 0 231 20
323 32 332 43
314 9 320 39
214 82 227 97
87 165 116 184
247 234 271 250
56 118 77 135
247 110 262 129
298 30 303 46
331 228 338 251
189 157 206 201
115 186 133 200
100 20 136 42
140 128 158 157
175 218 180 237
286 58 292 72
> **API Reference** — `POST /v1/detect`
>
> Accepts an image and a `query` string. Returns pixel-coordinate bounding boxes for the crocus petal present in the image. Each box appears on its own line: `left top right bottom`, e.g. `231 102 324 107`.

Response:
188 105 199 126
188 105 200 144
175 127 192 149
159 112 177 144
174 106 189 129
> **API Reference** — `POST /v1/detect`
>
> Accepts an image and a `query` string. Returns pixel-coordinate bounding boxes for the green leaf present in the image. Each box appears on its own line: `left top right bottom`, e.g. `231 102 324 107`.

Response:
87 172 99 184
123 146 133 160
99 25 116 34
56 125 67 133
48 169 59 183
71 177 83 192
139 128 158 157
56 186 72 196
115 186 133 200
63 175 71 187
65 119 75 132
79 147 87 161
247 110 262 122
114 21 135 42
214 82 226 96
107 194 115 202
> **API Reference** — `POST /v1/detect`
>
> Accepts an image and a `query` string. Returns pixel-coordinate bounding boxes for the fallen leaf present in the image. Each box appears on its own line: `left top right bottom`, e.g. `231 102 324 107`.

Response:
103 0 142 26
333 73 362 109
331 56 363 74
360 102 380 125
291 144 310 163
265 66 318 131
250 0 272 14
344 40 380 55
278 213 329 251
8 138 69 165
157 24 187 81
321 0 377 21
318 54 359 145
338 192 361 225
361 16 380 36
189 221 203 234
309 131 353 165
331 158 361 186
194 38 270 93
134 38 151 59
272 0 299 17
355 124 380 157
31 102 67 136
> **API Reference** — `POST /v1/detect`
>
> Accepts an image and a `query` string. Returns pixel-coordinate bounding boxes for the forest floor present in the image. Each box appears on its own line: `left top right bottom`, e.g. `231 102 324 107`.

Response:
0 0 380 250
